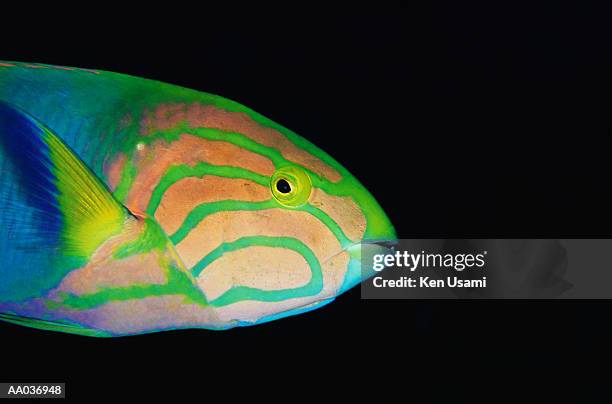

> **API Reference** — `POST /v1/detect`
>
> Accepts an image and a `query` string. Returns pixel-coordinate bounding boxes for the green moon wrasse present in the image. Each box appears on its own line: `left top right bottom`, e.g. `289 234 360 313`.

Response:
0 61 395 336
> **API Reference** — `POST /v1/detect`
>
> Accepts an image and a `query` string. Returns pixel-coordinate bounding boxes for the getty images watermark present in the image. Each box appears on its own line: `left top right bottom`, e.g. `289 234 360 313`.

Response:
360 239 597 299
371 249 488 289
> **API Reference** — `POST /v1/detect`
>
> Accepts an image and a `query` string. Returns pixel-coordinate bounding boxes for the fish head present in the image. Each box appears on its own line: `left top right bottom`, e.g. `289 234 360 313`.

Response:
185 127 396 324
269 159 397 293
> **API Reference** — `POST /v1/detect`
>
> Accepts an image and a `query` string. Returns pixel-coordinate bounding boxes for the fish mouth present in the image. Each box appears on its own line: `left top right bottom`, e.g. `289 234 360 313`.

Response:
321 237 398 294
322 239 398 265
360 239 398 249
344 238 398 255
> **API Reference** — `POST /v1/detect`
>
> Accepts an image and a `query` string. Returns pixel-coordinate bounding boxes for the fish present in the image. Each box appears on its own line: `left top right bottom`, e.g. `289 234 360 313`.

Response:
0 61 396 337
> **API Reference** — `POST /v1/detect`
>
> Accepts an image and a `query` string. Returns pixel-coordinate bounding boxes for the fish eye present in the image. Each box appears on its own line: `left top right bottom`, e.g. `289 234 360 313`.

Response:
270 166 312 207
275 178 292 194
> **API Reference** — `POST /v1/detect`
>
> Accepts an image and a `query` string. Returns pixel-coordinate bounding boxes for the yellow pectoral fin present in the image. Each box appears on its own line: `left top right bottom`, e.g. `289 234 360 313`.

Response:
0 101 129 258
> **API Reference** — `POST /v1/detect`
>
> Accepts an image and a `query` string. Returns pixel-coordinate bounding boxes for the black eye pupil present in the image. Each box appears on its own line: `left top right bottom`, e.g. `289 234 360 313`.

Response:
276 179 291 194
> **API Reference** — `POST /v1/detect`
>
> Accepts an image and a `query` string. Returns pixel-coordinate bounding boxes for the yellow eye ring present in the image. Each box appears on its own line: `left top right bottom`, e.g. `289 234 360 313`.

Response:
270 166 312 207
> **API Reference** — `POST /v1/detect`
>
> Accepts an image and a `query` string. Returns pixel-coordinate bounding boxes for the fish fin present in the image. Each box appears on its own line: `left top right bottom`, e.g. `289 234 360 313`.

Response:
0 101 130 258
0 312 111 337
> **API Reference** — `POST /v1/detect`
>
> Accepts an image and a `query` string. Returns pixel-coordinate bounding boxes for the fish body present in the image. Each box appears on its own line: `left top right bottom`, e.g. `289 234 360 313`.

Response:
0 61 395 336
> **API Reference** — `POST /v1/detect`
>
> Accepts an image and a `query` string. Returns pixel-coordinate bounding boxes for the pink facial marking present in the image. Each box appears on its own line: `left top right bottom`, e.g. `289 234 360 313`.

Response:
104 153 127 192
140 103 188 135
125 134 274 213
139 103 342 182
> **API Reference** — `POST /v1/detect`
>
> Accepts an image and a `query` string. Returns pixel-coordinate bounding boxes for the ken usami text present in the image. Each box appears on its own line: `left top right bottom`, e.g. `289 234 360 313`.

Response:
370 251 488 289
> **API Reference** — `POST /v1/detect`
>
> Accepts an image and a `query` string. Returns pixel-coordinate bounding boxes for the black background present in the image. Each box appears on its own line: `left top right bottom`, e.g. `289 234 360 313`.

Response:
1 5 611 402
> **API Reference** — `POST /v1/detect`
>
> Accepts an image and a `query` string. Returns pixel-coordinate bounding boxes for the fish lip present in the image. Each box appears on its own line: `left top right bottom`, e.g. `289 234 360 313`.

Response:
322 238 398 265
344 238 399 252
361 239 398 248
